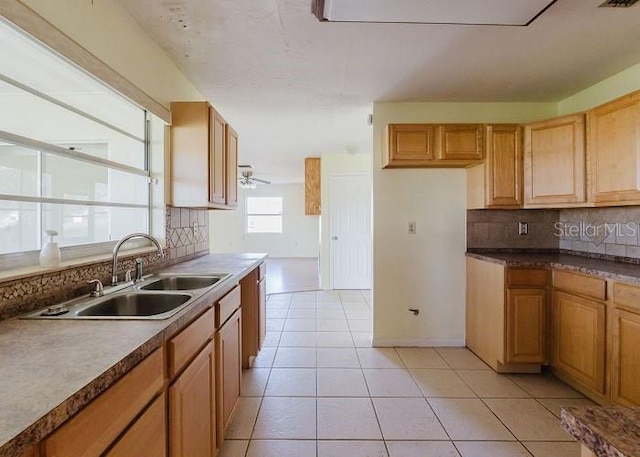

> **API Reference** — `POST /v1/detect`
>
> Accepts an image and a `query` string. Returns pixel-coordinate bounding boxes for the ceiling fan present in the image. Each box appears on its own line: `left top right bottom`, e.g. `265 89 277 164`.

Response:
238 165 271 189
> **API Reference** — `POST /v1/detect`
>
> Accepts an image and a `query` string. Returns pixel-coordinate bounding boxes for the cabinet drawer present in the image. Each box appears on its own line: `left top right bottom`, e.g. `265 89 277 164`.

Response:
612 282 640 314
218 285 241 328
169 306 215 378
44 348 164 457
507 268 548 287
552 270 606 301
105 393 166 457
258 262 267 280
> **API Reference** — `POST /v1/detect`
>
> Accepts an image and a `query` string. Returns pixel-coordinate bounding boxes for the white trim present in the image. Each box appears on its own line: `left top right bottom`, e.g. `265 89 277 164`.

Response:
371 337 466 347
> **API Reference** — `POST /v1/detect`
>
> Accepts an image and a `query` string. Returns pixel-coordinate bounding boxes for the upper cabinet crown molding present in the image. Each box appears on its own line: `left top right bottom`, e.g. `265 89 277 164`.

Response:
384 123 484 168
588 91 640 205
523 113 586 208
169 101 238 210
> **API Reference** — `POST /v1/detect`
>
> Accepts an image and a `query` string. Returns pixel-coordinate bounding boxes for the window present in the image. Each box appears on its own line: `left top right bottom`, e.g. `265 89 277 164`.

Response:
246 197 283 233
0 19 150 263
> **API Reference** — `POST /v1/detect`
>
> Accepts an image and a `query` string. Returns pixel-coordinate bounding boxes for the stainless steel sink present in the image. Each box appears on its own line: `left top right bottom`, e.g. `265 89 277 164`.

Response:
21 272 231 320
76 293 191 317
139 275 228 291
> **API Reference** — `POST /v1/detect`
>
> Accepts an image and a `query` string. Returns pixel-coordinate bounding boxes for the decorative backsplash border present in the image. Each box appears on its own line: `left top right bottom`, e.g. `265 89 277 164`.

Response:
0 206 209 320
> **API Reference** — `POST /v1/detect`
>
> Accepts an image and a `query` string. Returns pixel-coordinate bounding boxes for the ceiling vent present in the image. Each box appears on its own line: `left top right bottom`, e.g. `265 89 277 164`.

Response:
599 0 638 7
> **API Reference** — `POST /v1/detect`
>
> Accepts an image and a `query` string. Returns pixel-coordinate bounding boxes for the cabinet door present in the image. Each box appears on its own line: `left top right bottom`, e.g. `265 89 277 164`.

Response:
611 308 640 406
169 340 216 457
305 157 321 215
506 288 546 364
170 102 210 208
240 268 259 368
485 125 522 207
384 124 437 167
218 309 242 442
551 290 605 394
524 114 585 207
258 276 267 348
439 124 484 161
225 125 238 208
106 394 166 457
209 107 226 205
588 91 640 204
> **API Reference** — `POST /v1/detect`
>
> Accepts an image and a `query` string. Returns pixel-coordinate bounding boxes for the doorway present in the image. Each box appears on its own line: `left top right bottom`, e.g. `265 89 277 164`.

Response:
329 173 372 289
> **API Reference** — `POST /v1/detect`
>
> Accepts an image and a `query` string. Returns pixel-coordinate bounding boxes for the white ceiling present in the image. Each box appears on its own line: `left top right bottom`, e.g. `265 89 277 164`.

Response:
120 0 640 183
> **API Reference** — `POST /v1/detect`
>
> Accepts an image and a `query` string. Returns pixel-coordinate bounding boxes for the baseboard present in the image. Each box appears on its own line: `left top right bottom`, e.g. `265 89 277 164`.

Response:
372 337 465 347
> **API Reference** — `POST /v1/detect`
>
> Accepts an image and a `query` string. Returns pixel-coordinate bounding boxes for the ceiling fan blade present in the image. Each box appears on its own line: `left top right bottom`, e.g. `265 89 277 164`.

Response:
253 177 271 184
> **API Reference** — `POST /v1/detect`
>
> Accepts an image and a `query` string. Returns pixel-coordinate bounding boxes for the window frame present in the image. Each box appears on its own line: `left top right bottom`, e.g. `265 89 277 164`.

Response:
0 22 152 269
245 196 284 234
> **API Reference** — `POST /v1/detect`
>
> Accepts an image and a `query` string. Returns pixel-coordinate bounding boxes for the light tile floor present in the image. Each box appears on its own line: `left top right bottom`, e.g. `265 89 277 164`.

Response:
219 290 591 457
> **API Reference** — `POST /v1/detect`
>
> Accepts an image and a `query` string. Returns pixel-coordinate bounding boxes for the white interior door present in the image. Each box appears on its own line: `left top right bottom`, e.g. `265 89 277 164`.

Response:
330 174 372 289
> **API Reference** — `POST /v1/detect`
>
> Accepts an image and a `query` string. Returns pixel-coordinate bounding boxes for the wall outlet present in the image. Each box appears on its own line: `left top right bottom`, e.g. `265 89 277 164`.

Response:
408 221 416 234
518 221 528 235
193 221 199 237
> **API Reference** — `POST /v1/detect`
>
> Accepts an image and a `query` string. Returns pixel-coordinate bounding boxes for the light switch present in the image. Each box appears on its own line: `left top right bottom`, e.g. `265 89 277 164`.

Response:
408 221 416 234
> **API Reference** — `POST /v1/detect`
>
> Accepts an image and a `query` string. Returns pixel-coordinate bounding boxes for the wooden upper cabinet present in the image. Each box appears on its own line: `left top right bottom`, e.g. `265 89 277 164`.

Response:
209 107 227 206
588 90 640 205
439 124 484 161
385 124 485 168
225 125 239 208
170 101 237 209
305 157 321 215
468 125 522 209
384 124 436 167
524 114 586 207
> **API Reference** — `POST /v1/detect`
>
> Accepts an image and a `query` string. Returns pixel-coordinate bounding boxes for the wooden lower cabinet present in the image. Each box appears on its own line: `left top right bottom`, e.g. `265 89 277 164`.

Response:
258 272 267 347
466 257 548 372
551 290 606 396
611 308 640 406
169 340 217 457
218 309 242 443
44 349 164 457
506 288 547 364
106 393 167 457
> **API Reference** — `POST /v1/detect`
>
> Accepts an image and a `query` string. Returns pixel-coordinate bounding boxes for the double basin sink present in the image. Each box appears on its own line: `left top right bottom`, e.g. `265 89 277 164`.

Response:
23 274 231 320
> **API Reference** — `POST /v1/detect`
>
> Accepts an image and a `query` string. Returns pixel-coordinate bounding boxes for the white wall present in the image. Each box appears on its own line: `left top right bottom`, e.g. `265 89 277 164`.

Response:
371 102 557 347
209 184 320 258
17 0 202 107
320 153 372 289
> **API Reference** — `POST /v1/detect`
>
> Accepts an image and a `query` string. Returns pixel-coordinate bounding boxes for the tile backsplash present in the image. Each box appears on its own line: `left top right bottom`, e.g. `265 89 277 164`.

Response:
558 206 640 259
467 209 560 250
0 206 209 320
468 206 640 261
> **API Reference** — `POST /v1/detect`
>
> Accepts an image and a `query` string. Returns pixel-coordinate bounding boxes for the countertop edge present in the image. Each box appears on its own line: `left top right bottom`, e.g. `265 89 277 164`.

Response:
0 253 267 457
560 407 632 457
466 251 640 286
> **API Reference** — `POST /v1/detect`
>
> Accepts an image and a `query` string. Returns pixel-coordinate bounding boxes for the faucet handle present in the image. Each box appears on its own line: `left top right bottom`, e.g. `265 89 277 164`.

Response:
124 269 134 283
87 279 104 297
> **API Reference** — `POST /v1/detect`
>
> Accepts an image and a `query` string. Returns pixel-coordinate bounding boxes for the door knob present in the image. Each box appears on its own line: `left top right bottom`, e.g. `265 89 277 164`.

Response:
331 236 338 240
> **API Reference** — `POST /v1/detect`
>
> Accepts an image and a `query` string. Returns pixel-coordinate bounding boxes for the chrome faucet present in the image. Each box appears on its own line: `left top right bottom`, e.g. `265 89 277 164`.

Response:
112 233 164 286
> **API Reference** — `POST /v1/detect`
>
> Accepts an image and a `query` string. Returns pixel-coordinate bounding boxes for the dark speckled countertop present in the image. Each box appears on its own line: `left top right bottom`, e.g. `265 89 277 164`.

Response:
466 250 640 285
561 406 640 457
0 253 267 457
